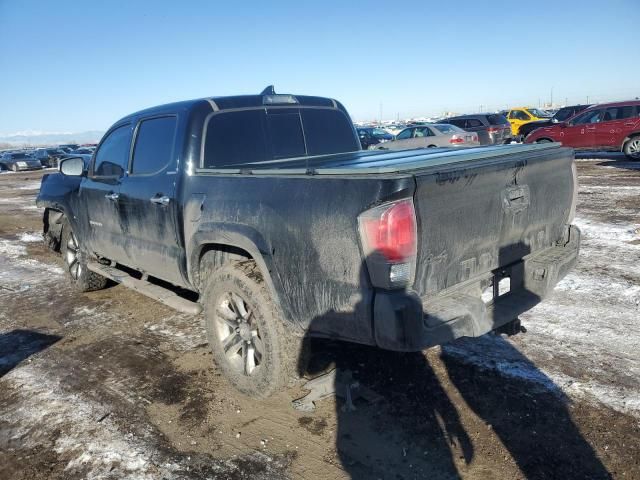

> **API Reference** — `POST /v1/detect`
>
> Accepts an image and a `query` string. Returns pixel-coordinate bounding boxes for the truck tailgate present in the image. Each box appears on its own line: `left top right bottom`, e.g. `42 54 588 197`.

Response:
412 145 575 297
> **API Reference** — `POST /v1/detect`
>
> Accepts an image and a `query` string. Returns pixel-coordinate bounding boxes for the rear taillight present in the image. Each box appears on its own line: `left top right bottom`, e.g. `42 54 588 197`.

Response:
449 136 465 144
358 199 417 288
487 127 500 133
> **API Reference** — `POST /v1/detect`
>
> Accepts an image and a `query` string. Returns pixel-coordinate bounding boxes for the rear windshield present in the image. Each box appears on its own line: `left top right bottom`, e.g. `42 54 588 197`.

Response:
203 107 359 168
432 124 464 134
487 114 509 125
11 153 30 159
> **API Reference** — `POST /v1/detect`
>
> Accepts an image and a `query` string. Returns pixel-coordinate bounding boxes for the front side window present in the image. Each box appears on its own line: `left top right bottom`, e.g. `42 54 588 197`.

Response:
131 116 177 175
396 128 413 140
93 124 131 177
571 109 602 125
510 110 530 121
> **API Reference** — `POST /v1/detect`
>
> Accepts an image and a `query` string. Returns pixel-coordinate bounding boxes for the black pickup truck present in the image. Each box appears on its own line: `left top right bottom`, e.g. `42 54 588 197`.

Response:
37 88 580 397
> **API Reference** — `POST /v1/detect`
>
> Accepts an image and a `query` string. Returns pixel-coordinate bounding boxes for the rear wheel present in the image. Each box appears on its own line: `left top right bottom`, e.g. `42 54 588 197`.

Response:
61 219 108 292
427 144 437 148
202 259 302 398
623 136 640 160
536 138 553 144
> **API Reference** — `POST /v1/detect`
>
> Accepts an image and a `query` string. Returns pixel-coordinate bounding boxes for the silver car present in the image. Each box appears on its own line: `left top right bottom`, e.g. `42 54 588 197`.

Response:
372 124 480 150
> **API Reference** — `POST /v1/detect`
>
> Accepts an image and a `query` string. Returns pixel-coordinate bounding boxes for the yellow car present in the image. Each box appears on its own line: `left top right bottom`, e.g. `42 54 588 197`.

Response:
503 107 552 137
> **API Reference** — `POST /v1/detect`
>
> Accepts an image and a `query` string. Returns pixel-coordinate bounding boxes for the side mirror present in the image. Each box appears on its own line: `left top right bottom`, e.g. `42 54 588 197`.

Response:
59 157 85 176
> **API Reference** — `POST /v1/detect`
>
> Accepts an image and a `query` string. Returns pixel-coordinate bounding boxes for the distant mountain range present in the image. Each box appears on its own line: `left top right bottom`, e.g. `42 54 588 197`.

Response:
0 130 105 146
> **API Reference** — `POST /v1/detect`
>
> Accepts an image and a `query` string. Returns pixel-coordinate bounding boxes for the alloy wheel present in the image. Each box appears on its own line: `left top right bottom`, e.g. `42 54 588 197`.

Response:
627 139 640 158
65 231 82 280
215 292 264 376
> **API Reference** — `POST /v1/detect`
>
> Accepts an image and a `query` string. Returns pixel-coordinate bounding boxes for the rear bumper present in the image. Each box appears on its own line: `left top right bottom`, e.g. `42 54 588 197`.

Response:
373 225 580 351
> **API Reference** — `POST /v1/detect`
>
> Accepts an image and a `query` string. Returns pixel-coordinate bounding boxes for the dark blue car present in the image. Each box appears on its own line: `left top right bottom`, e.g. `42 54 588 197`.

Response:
356 127 393 149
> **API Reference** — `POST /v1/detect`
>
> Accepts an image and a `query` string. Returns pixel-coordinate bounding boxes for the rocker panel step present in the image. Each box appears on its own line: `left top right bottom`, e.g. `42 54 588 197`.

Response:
87 261 202 315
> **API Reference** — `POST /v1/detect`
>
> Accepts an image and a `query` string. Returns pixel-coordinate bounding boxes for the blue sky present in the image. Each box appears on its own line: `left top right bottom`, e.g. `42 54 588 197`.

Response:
1 0 638 133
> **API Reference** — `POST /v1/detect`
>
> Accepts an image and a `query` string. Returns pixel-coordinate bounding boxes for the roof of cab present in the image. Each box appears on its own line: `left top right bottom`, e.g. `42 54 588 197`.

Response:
115 88 341 125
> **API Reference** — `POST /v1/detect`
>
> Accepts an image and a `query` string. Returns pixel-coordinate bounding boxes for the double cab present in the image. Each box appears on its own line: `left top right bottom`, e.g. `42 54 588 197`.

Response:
37 88 580 398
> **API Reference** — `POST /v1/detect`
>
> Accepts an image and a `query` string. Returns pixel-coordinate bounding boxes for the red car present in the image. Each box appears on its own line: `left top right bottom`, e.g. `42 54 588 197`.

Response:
525 100 640 160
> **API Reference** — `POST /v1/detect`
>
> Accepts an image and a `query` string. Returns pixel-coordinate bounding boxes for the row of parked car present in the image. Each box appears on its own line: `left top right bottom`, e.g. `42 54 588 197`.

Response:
0 144 96 171
357 99 640 160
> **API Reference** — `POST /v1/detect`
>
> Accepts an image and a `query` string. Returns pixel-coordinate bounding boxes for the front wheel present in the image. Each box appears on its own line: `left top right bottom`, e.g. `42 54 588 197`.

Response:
536 138 553 144
61 219 108 292
623 136 640 161
202 260 301 398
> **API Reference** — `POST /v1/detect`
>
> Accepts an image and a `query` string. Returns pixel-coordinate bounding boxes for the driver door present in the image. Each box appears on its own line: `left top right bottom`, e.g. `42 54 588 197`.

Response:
560 109 602 149
77 123 132 262
509 110 531 135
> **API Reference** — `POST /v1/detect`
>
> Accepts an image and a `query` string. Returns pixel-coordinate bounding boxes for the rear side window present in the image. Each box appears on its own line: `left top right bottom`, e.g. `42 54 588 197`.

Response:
602 106 636 122
301 109 359 155
487 114 509 125
466 118 483 128
447 119 465 128
204 110 268 168
131 116 177 174
93 125 131 177
432 124 463 134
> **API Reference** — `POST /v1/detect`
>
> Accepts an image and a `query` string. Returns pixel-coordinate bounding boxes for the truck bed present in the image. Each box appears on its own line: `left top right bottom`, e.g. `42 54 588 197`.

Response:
199 143 564 175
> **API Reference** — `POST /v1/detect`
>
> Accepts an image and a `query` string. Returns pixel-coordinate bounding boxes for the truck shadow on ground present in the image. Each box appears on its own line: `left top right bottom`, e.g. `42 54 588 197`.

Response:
0 329 61 377
297 245 610 479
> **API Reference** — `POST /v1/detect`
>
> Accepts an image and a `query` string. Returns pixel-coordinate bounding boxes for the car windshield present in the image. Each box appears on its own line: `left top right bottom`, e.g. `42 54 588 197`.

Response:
432 124 464 134
527 108 552 118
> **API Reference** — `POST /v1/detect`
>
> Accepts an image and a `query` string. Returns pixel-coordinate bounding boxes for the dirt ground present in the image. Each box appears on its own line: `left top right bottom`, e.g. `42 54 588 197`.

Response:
0 156 639 480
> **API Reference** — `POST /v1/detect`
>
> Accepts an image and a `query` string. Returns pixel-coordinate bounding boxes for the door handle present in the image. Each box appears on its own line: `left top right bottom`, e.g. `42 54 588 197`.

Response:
150 195 170 206
585 126 596 131
105 192 119 201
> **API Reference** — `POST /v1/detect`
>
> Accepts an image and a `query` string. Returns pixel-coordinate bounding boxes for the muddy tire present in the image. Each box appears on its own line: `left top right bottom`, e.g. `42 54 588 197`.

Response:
202 259 301 398
61 218 108 292
623 136 640 161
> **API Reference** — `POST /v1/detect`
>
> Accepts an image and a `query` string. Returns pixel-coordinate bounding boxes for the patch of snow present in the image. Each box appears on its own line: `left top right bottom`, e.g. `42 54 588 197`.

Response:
17 181 42 191
0 239 27 258
19 232 42 243
2 365 167 479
